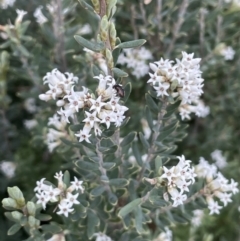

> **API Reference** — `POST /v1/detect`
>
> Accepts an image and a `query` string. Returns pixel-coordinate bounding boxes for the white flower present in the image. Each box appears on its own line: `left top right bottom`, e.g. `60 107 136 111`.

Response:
24 119 38 130
70 177 84 192
93 233 113 241
191 210 204 227
0 0 16 9
153 227 172 241
34 178 49 193
66 192 80 206
45 186 61 202
24 98 37 113
118 47 152 79
36 192 50 210
208 201 222 215
220 46 235 60
211 150 227 169
83 111 100 128
57 201 74 217
161 166 176 182
16 9 27 23
34 6 48 25
0 161 16 178
54 171 63 182
75 129 92 143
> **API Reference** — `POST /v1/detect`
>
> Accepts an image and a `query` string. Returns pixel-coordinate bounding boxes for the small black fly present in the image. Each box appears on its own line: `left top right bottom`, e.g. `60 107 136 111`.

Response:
113 84 125 98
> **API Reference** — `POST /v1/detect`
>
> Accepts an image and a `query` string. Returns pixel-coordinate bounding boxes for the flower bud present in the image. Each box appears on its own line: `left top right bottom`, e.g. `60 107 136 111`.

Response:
39 94 52 101
91 0 100 14
56 99 65 107
100 15 109 42
106 49 113 69
28 216 36 228
2 198 18 209
27 202 36 216
7 187 25 207
12 211 23 221
109 22 116 49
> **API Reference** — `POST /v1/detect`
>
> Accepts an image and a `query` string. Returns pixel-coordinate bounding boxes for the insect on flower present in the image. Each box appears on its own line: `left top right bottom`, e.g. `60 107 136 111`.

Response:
113 84 125 98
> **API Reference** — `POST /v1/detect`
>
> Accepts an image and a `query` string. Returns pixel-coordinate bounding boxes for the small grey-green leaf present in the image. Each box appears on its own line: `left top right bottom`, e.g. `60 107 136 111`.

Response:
139 132 150 149
115 39 146 49
118 198 142 218
102 162 116 170
112 68 128 77
122 82 132 103
109 178 129 187
63 170 70 186
78 0 95 12
7 224 21 236
74 35 104 52
120 132 136 147
145 93 158 113
41 224 62 233
90 186 105 197
154 156 162 176
36 214 52 221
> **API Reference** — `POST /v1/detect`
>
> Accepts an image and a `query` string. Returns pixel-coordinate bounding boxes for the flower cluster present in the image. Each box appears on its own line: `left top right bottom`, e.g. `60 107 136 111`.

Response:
195 157 239 215
0 161 16 178
34 171 84 217
46 114 69 152
39 70 128 143
0 0 15 9
34 6 48 25
118 47 153 79
160 155 196 207
220 46 235 60
153 227 172 241
211 149 227 169
191 209 204 227
93 233 113 241
148 52 209 120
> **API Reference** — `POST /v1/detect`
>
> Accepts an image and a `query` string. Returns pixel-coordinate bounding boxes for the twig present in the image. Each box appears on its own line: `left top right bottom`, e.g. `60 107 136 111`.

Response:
137 99 168 184
156 0 162 31
53 0 67 72
130 4 139 40
216 0 223 44
199 8 206 57
165 0 189 57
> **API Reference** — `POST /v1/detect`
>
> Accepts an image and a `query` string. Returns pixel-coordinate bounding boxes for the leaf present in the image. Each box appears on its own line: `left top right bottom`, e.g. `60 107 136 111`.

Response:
122 82 132 103
118 198 142 218
132 141 143 166
78 0 95 12
157 122 179 141
75 159 99 171
112 68 128 77
7 224 21 235
145 106 153 129
115 39 146 49
139 132 150 149
145 94 158 113
113 38 121 64
63 170 70 186
108 193 118 206
120 132 136 147
154 156 162 176
99 138 118 154
87 210 100 239
149 196 167 207
74 35 104 52
134 206 144 234
164 100 181 118
109 178 129 187
41 223 62 234
90 186 105 197
102 162 116 170
35 214 52 221
92 64 101 76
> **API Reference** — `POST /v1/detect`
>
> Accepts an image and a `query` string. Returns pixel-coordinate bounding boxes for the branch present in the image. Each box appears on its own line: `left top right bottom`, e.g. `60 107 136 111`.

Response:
165 0 189 57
